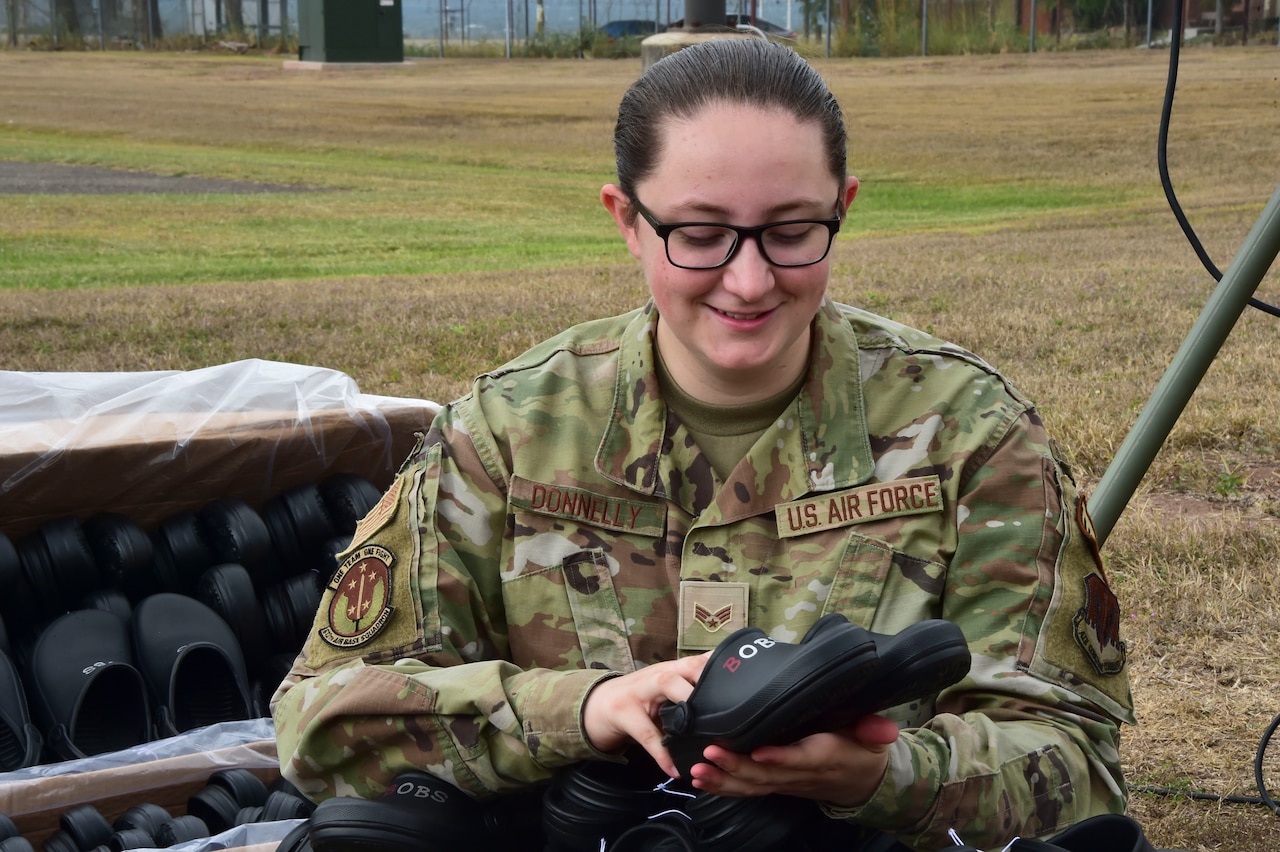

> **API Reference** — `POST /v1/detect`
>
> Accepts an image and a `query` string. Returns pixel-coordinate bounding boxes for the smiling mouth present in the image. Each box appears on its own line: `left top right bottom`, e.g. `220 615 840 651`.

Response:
714 307 770 321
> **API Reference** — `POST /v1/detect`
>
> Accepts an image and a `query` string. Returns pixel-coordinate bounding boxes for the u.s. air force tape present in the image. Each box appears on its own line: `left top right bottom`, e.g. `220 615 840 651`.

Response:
775 475 942 538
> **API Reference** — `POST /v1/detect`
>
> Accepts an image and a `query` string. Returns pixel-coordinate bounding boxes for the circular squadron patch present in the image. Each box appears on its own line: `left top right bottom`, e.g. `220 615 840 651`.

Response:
320 544 396 648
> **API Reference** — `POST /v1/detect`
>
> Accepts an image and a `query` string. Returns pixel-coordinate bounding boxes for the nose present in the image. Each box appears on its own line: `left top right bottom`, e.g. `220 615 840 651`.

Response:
719 232 774 302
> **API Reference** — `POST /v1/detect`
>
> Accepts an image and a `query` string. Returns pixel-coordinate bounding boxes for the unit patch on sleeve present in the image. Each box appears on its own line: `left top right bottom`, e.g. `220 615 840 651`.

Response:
1072 572 1127 676
320 544 396 648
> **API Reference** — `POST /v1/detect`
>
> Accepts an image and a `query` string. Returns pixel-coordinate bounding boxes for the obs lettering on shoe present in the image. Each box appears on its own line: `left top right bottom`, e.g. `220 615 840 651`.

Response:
775 475 943 538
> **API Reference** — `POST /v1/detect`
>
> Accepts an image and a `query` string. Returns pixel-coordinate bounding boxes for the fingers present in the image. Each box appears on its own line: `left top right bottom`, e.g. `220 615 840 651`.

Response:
582 654 710 776
686 722 897 806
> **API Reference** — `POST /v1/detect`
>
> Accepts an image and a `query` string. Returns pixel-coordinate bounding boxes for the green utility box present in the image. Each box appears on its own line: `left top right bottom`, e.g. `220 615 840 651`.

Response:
297 0 404 63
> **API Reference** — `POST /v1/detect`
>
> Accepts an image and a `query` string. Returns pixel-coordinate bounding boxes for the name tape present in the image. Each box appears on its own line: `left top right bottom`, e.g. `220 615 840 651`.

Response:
511 476 666 536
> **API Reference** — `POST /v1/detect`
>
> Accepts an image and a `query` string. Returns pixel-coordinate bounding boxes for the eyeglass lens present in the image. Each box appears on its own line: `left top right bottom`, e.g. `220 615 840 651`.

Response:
666 222 833 269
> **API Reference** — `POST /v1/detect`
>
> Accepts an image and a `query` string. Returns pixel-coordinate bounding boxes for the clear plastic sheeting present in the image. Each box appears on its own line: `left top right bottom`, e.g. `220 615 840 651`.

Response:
0 359 439 539
0 720 282 843
0 718 276 783
157 817 305 852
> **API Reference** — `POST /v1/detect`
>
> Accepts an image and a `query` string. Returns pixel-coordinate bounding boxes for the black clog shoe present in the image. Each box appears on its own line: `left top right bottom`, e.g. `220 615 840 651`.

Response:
541 755 677 852
308 771 489 852
658 614 879 776
659 614 971 777
0 648 41 770
195 563 272 680
24 609 152 761
130 592 255 738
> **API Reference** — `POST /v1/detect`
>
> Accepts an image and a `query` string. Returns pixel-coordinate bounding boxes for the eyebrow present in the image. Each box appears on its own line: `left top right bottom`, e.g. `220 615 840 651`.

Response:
666 197 835 221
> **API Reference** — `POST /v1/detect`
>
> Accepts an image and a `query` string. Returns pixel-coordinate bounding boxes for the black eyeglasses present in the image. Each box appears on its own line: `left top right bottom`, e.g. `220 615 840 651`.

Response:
630 197 843 270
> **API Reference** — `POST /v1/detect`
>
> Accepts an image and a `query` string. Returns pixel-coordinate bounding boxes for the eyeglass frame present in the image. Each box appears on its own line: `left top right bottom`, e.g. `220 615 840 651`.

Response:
629 196 845 270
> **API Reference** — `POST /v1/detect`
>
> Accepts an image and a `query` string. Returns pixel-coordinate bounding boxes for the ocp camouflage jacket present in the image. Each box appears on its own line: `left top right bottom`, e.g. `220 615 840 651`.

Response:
271 299 1135 851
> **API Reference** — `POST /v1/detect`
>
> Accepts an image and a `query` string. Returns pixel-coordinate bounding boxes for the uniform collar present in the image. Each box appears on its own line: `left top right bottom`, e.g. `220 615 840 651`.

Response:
597 299 874 516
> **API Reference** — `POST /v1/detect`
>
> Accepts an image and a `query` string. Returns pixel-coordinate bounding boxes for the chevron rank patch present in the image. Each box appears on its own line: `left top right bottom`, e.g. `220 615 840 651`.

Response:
679 580 749 651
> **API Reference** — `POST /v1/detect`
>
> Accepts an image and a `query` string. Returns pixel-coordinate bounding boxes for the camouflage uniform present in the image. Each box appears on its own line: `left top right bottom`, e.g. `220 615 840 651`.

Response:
271 298 1134 851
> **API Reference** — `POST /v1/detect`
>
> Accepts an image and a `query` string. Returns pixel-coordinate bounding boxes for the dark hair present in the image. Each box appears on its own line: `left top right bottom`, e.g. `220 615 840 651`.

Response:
613 38 847 216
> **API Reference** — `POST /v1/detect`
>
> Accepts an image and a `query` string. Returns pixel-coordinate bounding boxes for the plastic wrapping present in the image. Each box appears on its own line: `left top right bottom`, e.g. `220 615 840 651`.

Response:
0 720 282 847
0 359 439 539
0 719 276 784
0 361 441 850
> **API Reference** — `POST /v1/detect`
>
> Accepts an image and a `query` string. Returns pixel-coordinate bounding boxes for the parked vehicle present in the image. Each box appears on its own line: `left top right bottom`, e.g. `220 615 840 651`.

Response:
666 14 797 38
597 19 664 39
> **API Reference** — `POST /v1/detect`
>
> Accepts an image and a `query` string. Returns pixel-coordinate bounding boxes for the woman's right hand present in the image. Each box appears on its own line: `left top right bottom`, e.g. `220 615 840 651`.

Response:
582 654 709 778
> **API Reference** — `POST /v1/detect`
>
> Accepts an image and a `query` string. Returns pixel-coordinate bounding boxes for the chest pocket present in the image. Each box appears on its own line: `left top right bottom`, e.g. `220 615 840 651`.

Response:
823 528 947 633
502 549 634 673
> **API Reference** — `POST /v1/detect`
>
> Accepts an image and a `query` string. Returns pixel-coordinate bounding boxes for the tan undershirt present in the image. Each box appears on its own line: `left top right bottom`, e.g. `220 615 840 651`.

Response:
655 350 807 481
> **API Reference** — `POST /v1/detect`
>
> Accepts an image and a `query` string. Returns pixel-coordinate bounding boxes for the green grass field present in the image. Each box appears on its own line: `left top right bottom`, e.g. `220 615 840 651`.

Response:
1 44 1279 851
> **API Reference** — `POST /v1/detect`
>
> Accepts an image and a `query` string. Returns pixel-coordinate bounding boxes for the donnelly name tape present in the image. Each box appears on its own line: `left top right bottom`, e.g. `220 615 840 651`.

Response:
511 475 666 536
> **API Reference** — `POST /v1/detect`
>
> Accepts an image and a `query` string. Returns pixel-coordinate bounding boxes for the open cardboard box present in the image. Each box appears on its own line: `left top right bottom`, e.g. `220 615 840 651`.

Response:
0 359 439 539
0 360 441 849
0 721 284 849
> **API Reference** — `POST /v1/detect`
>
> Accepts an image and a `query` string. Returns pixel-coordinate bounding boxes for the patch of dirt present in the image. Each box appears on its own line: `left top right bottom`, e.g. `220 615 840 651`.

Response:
1128 462 1280 526
0 161 318 195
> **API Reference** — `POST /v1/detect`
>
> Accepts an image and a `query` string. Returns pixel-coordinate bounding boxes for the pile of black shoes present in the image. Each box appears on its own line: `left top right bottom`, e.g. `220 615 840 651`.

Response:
0 472 385 769
28 770 316 852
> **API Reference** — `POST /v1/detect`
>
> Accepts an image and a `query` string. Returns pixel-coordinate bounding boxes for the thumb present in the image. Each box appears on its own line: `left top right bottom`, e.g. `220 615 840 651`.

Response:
853 714 900 746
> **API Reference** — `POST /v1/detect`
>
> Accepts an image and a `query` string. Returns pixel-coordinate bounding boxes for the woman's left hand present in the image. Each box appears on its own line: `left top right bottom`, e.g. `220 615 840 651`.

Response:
686 714 901 807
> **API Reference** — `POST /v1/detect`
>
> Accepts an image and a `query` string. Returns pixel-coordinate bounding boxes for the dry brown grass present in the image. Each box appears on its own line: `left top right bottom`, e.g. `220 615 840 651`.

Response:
1 46 1279 850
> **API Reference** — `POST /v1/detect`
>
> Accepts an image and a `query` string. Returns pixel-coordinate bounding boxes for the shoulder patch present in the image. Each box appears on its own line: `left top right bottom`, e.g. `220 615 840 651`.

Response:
1073 572 1127 676
1075 494 1106 579
319 544 396 648
350 476 404 547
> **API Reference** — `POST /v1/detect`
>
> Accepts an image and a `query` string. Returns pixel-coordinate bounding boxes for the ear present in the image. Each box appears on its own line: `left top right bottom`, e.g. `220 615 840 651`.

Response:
601 184 643 260
841 176 859 214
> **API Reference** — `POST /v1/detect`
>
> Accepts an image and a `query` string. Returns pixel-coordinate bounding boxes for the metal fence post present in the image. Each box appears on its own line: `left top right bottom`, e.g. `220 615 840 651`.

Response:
1090 185 1280 545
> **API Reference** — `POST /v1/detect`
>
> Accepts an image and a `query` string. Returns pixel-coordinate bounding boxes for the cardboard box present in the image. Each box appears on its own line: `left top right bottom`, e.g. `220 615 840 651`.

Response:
0 360 441 849
0 359 440 539
0 721 282 849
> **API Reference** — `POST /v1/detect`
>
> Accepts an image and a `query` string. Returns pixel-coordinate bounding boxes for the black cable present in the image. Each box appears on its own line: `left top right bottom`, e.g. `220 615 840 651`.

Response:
1151 5 1280 822
1255 712 1280 816
1127 784 1266 806
1156 0 1280 318
1126 709 1279 814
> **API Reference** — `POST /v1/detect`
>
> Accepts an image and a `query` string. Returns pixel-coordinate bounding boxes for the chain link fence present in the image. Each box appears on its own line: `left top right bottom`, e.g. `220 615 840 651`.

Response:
0 0 809 50
0 0 719 46
5 0 1273 53
0 0 296 46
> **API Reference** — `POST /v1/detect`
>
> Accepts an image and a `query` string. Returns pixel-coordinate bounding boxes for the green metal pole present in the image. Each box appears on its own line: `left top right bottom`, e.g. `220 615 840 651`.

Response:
1090 184 1280 546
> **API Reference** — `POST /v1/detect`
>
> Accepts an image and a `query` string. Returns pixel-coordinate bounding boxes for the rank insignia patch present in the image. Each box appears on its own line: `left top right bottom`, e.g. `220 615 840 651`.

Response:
1075 494 1106 576
1073 572 1126 676
320 544 396 649
694 603 733 633
350 477 402 548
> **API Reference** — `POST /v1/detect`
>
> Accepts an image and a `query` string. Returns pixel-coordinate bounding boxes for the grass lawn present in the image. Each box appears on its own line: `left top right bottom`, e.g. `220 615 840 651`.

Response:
1 43 1279 851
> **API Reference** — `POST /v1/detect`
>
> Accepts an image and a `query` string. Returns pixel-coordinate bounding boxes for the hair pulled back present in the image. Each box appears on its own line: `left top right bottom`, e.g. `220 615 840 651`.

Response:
613 38 847 210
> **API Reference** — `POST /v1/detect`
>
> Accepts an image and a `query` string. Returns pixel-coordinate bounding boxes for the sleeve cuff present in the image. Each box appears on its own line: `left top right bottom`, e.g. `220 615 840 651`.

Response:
520 668 624 767
819 732 941 832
